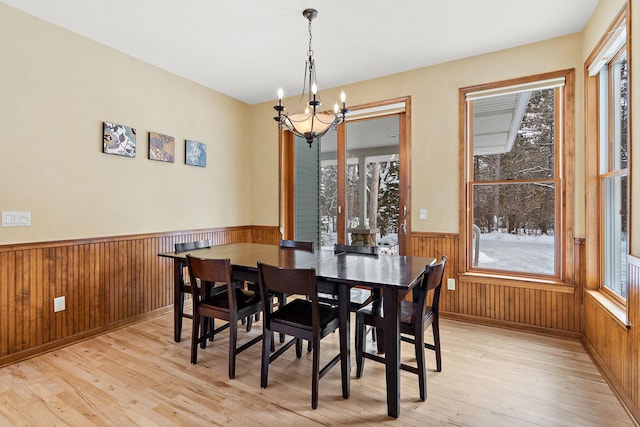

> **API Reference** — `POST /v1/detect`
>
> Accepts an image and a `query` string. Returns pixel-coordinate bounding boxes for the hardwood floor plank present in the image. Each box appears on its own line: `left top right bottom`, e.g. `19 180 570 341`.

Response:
0 311 633 426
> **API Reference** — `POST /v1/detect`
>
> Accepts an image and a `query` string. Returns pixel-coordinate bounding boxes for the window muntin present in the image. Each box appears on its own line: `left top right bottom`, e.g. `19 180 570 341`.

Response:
467 85 562 277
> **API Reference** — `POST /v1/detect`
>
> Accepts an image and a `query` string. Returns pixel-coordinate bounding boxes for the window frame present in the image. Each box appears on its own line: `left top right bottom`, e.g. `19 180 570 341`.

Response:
458 69 575 285
585 6 630 313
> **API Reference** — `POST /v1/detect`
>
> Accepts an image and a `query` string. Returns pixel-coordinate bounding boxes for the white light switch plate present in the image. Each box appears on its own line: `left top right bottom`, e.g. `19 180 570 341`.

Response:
2 211 31 227
447 278 455 290
419 209 427 220
54 296 66 312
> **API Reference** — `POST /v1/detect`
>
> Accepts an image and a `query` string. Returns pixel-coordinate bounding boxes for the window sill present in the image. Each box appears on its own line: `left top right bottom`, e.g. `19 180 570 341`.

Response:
459 272 575 294
585 289 630 330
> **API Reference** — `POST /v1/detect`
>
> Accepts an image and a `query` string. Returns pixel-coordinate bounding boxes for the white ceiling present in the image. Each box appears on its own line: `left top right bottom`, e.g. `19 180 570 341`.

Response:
2 0 599 105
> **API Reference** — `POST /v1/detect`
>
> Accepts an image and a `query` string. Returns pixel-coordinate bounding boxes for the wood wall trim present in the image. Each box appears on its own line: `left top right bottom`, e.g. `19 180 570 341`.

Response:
584 289 630 330
459 273 576 293
582 334 640 424
0 225 280 367
442 312 582 340
409 231 583 333
0 226 258 252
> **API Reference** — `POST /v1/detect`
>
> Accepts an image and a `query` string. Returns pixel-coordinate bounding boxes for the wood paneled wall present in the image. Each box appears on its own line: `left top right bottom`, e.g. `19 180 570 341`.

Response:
583 255 640 422
0 226 281 367
409 232 582 337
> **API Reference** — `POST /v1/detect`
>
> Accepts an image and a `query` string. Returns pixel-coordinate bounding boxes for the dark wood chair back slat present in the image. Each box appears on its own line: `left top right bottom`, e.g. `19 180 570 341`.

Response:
334 243 378 255
175 239 211 253
280 239 315 252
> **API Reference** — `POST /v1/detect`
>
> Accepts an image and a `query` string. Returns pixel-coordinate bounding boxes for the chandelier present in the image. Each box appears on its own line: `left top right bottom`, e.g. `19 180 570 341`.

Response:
274 8 349 147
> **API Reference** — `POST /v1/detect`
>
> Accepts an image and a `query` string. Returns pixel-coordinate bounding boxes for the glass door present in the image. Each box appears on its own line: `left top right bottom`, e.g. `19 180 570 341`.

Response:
318 115 402 254
284 100 410 255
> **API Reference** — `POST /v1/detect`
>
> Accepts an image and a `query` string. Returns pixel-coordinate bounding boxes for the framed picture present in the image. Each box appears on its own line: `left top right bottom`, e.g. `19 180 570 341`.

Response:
103 121 136 157
185 140 206 167
148 132 175 163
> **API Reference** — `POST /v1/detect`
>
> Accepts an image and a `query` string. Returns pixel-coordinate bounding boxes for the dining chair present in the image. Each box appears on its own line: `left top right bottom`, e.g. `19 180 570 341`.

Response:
355 255 447 401
257 261 345 409
173 239 211 342
186 255 266 379
322 244 378 309
315 244 379 346
274 239 316 343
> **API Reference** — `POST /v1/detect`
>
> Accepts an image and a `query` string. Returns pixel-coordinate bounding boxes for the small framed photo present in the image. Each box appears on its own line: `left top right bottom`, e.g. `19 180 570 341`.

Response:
148 132 175 163
103 121 136 157
185 140 206 167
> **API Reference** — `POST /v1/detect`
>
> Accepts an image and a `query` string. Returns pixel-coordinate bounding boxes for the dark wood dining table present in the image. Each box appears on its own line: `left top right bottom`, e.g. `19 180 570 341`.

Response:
159 242 435 418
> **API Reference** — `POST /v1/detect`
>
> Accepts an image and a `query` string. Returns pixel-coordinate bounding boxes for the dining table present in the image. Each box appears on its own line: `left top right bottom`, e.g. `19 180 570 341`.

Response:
159 242 435 418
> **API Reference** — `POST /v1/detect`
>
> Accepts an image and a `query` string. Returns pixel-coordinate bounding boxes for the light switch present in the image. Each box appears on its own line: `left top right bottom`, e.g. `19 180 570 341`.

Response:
419 209 427 220
2 211 32 227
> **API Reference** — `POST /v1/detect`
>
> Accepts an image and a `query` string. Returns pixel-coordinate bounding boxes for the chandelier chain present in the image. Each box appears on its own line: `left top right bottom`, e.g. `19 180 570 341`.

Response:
307 17 314 60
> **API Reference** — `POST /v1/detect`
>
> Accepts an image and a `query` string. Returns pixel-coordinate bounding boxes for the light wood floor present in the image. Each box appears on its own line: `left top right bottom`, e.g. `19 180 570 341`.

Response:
0 309 634 426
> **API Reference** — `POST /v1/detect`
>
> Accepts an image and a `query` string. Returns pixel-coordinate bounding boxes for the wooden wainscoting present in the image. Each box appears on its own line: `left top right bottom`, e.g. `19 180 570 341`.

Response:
409 232 582 337
0 226 281 367
582 254 640 422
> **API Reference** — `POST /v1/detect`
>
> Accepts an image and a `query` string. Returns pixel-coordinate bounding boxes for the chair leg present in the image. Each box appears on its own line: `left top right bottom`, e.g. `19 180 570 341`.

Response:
209 318 215 342
191 313 200 364
200 316 208 349
415 327 427 401
311 336 320 409
355 313 365 378
278 294 286 343
295 338 303 358
246 316 253 332
261 328 272 388
229 317 237 379
433 318 442 372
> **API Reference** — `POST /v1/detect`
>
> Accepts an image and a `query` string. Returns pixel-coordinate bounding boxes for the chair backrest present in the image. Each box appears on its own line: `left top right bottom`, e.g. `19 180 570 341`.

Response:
415 256 447 315
334 243 378 256
175 239 211 253
280 239 315 252
257 262 320 328
186 255 235 308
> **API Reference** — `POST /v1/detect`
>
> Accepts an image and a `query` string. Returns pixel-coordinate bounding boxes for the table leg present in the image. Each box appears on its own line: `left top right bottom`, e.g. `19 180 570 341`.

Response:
173 259 184 342
338 284 350 399
383 288 400 418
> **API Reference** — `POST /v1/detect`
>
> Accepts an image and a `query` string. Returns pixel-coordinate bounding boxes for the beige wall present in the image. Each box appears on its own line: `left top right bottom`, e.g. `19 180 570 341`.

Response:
0 4 252 245
250 34 584 235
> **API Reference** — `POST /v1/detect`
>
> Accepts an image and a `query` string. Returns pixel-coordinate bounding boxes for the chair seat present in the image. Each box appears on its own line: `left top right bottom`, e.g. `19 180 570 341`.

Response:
357 300 435 328
273 299 339 331
206 288 261 310
318 287 373 310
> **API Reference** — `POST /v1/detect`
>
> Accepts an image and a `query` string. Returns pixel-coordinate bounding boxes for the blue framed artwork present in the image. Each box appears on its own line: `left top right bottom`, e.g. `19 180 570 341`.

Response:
185 140 206 167
103 121 136 157
149 132 175 163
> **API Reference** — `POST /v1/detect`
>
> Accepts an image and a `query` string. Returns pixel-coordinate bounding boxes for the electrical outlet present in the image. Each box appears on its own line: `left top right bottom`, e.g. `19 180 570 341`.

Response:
54 296 66 312
447 278 455 290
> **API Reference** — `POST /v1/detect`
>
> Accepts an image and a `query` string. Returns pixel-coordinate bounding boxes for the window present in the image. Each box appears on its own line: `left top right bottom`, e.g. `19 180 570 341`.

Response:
460 70 574 280
588 15 629 301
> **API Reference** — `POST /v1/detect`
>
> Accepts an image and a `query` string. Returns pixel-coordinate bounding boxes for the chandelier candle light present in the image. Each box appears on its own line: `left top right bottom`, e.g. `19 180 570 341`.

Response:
274 8 349 147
